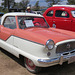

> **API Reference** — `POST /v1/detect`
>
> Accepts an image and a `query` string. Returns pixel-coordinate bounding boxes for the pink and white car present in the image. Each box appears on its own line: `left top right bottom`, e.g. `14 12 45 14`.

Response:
0 12 75 73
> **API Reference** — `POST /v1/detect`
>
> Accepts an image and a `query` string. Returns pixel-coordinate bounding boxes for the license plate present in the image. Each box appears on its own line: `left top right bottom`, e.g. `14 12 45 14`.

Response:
68 56 75 64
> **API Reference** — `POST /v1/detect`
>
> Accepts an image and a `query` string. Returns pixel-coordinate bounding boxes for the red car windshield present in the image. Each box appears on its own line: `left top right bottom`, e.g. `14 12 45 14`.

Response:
18 16 49 29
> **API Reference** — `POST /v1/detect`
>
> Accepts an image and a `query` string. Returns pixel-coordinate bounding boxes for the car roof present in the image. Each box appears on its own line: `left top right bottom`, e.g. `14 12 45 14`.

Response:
51 5 75 10
53 5 75 8
2 12 43 17
53 6 75 9
1 12 43 25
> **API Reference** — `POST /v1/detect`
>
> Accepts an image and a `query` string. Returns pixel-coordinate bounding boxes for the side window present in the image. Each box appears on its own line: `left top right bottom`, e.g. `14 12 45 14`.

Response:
55 10 69 18
3 17 16 29
46 10 53 17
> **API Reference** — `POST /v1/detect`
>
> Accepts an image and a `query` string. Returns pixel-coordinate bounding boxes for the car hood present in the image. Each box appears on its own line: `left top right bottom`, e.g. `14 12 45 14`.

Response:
15 28 75 45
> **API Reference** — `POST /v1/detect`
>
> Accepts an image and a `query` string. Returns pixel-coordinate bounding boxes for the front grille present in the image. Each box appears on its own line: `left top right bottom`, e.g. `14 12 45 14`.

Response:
56 42 75 53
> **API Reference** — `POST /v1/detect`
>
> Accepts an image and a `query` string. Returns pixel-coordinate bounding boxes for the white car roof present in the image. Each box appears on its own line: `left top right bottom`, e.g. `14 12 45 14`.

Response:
53 5 75 8
1 12 43 25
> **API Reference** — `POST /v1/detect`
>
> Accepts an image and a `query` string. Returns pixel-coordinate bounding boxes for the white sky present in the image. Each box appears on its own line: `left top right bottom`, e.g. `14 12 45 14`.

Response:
0 0 39 6
15 0 21 2
0 0 68 6
0 0 47 6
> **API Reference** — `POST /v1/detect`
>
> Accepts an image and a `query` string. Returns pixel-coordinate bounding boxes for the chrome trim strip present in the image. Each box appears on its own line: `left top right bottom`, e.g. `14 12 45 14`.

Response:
59 49 75 55
3 35 44 46
38 58 59 63
56 39 75 46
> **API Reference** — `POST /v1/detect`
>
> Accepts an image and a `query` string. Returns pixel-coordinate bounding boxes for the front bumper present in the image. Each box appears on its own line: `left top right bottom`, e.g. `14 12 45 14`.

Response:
38 51 75 65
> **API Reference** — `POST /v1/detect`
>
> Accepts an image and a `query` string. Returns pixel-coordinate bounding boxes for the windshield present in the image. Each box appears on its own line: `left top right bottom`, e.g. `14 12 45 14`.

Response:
71 10 75 17
18 16 49 29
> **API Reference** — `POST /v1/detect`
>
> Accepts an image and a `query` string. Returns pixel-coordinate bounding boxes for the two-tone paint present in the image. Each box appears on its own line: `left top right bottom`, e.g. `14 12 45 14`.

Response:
0 12 75 69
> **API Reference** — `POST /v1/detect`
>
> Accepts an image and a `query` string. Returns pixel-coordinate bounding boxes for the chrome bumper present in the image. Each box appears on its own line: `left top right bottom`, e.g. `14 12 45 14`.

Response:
38 53 75 65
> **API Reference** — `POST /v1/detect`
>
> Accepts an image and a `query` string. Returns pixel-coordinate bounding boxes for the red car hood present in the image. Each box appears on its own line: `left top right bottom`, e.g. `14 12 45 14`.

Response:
15 28 75 45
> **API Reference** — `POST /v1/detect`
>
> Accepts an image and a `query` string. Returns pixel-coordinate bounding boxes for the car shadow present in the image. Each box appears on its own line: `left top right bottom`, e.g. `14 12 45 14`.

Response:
0 48 25 67
36 62 75 75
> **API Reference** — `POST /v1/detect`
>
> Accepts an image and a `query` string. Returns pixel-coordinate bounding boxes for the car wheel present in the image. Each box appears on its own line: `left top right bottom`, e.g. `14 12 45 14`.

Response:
24 58 41 73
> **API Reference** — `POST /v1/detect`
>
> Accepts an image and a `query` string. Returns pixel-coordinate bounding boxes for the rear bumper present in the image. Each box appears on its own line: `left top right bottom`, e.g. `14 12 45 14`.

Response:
38 53 75 65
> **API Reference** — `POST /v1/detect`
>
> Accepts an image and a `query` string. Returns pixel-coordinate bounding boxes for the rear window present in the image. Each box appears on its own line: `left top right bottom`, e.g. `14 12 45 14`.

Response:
71 10 75 17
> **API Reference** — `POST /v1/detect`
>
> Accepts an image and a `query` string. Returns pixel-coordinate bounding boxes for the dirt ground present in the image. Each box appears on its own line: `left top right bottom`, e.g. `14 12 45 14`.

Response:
0 48 75 75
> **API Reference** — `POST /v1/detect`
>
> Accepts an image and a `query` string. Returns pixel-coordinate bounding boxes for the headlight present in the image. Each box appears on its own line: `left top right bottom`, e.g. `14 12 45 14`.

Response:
46 39 55 50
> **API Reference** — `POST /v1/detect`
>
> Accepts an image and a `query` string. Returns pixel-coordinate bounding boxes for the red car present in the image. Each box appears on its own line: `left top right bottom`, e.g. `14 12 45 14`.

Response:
43 5 75 32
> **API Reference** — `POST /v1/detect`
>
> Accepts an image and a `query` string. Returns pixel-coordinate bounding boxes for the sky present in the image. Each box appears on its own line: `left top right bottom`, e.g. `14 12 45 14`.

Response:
0 0 47 6
0 0 67 7
15 0 48 6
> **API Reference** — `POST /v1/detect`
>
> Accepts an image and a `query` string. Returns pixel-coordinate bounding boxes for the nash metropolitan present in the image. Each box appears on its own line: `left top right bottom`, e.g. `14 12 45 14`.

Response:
0 12 75 73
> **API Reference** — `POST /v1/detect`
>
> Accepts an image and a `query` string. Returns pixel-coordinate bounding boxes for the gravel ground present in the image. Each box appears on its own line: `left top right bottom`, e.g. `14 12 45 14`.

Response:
0 48 75 75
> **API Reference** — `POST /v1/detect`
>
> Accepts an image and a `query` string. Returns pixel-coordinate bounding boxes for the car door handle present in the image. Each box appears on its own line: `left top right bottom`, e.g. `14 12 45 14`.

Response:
71 20 73 22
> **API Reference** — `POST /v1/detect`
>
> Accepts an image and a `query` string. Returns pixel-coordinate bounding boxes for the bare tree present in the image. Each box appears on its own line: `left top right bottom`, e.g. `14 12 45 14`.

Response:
2 0 15 9
68 0 75 5
34 1 40 11
45 0 60 7
20 0 30 9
